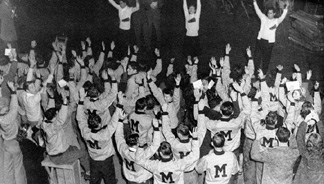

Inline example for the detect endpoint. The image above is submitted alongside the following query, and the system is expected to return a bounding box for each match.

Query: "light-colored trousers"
[0,138,27,184]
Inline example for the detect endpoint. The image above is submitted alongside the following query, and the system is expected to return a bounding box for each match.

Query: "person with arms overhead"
[253,0,289,74]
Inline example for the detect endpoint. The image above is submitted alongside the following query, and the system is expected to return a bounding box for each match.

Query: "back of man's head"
[265,111,277,127]
[159,141,172,157]
[212,133,225,148]
[44,108,57,121]
[88,110,101,130]
[276,127,290,143]
[135,97,147,111]
[177,123,190,137]
[220,101,234,116]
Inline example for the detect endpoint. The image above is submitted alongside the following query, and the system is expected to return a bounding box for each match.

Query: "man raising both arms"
[253,0,289,74]
[108,0,139,57]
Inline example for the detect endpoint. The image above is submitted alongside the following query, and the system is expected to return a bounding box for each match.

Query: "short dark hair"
[266,7,276,14]
[135,97,147,111]
[300,101,312,119]
[176,124,190,136]
[87,85,100,98]
[23,81,33,91]
[230,64,244,83]
[220,101,234,116]
[88,110,101,130]
[163,88,173,97]
[265,111,277,126]
[145,95,156,110]
[44,108,57,121]
[276,127,290,143]
[126,133,139,147]
[212,133,225,148]
[159,141,172,156]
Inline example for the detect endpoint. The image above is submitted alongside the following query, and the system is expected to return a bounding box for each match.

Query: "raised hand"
[246,46,252,57]
[258,69,264,79]
[187,56,193,65]
[225,43,231,54]
[219,57,224,67]
[154,48,160,57]
[193,57,199,64]
[7,81,16,92]
[170,58,175,64]
[174,74,181,85]
[306,70,312,80]
[102,41,106,51]
[81,41,86,50]
[76,56,85,66]
[71,50,77,58]
[294,64,300,72]
[276,65,283,71]
[79,88,87,100]
[86,37,91,47]
[134,45,139,54]
[110,41,115,51]
[189,127,198,139]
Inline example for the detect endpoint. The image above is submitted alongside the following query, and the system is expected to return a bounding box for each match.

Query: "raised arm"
[253,0,266,19]
[277,3,289,24]
[132,0,140,13]
[161,109,177,145]
[183,0,189,18]
[196,0,201,17]
[108,0,120,10]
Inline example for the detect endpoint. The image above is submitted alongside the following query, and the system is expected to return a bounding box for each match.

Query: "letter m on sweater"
[160,172,175,183]
[124,158,135,172]
[214,164,227,178]
[261,137,276,148]
[220,130,232,141]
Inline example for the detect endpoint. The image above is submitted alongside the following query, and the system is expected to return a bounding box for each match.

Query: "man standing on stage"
[253,0,289,74]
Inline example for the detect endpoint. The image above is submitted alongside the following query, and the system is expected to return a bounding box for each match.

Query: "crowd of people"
[1,0,323,184]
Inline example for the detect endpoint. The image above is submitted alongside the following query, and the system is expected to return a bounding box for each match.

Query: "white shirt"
[254,2,288,43]
[21,91,43,122]
[119,6,133,30]
[183,0,201,37]
[196,150,239,184]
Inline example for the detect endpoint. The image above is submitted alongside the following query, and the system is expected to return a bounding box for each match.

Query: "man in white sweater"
[183,0,202,58]
[253,0,289,74]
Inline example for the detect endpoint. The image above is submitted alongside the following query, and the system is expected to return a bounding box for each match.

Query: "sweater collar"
[160,154,173,162]
[214,149,225,155]
[220,117,232,122]
[135,111,146,115]
[179,138,190,143]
